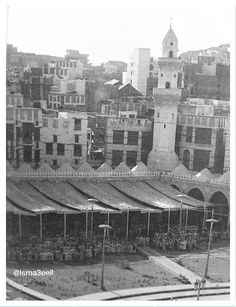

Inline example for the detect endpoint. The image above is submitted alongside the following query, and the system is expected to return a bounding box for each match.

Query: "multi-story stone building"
[6,93,43,168]
[40,112,88,168]
[47,60,83,79]
[48,78,86,111]
[123,48,150,96]
[175,101,229,173]
[104,117,153,167]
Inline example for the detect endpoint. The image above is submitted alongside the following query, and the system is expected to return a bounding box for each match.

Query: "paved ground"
[178,295,229,301]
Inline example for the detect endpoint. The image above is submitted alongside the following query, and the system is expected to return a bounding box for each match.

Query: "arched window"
[169,50,173,58]
[183,149,190,169]
[165,82,170,89]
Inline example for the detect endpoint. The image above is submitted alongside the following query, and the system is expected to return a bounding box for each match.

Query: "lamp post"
[194,278,206,300]
[98,224,112,291]
[176,194,188,230]
[203,218,219,279]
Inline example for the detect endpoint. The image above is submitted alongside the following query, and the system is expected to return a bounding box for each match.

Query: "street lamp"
[203,218,219,279]
[98,224,112,291]
[194,278,206,300]
[176,194,188,230]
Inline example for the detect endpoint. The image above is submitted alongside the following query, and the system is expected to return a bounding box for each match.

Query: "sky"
[5,0,234,65]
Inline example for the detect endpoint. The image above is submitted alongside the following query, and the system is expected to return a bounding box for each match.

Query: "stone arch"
[210,191,229,206]
[165,82,170,89]
[183,149,190,169]
[171,184,180,191]
[209,191,229,231]
[187,187,205,201]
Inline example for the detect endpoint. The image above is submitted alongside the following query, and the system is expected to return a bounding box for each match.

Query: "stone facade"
[40,112,88,168]
[175,113,229,173]
[104,117,152,167]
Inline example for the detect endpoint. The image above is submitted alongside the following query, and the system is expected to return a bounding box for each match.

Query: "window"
[157,112,160,118]
[127,131,139,145]
[46,143,53,155]
[169,51,173,58]
[23,146,32,162]
[34,127,40,141]
[141,132,152,150]
[175,125,183,142]
[6,124,14,141]
[57,143,65,155]
[164,124,166,128]
[75,159,79,165]
[113,130,124,144]
[186,126,193,143]
[34,149,40,163]
[43,119,48,127]
[172,113,174,119]
[193,149,210,171]
[112,150,123,166]
[161,73,163,77]
[53,160,57,167]
[74,144,82,156]
[174,74,176,78]
[195,128,212,145]
[53,135,57,143]
[35,142,39,149]
[74,118,81,130]
[183,150,190,169]
[22,123,33,144]
[165,82,170,89]
[129,114,135,118]
[75,135,79,143]
[170,42,173,46]
[126,151,137,167]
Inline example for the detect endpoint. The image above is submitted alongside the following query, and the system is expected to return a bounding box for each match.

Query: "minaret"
[147,26,183,171]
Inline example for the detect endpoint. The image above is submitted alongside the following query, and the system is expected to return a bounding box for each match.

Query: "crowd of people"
[151,226,200,251]
[6,224,229,263]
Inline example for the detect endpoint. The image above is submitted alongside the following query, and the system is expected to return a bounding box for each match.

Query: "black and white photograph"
[2,0,235,303]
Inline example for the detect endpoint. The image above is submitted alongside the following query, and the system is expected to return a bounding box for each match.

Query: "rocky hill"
[180,44,230,64]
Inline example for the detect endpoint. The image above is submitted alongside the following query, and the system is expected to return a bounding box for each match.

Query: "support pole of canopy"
[126,210,129,239]
[227,208,230,232]
[64,212,67,240]
[179,200,182,230]
[167,209,170,233]
[85,211,88,238]
[19,212,22,241]
[107,210,110,237]
[202,205,206,229]
[147,210,151,236]
[40,212,42,243]
[185,209,188,230]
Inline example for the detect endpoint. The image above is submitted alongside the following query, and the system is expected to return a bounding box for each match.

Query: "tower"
[123,48,150,96]
[147,26,183,171]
